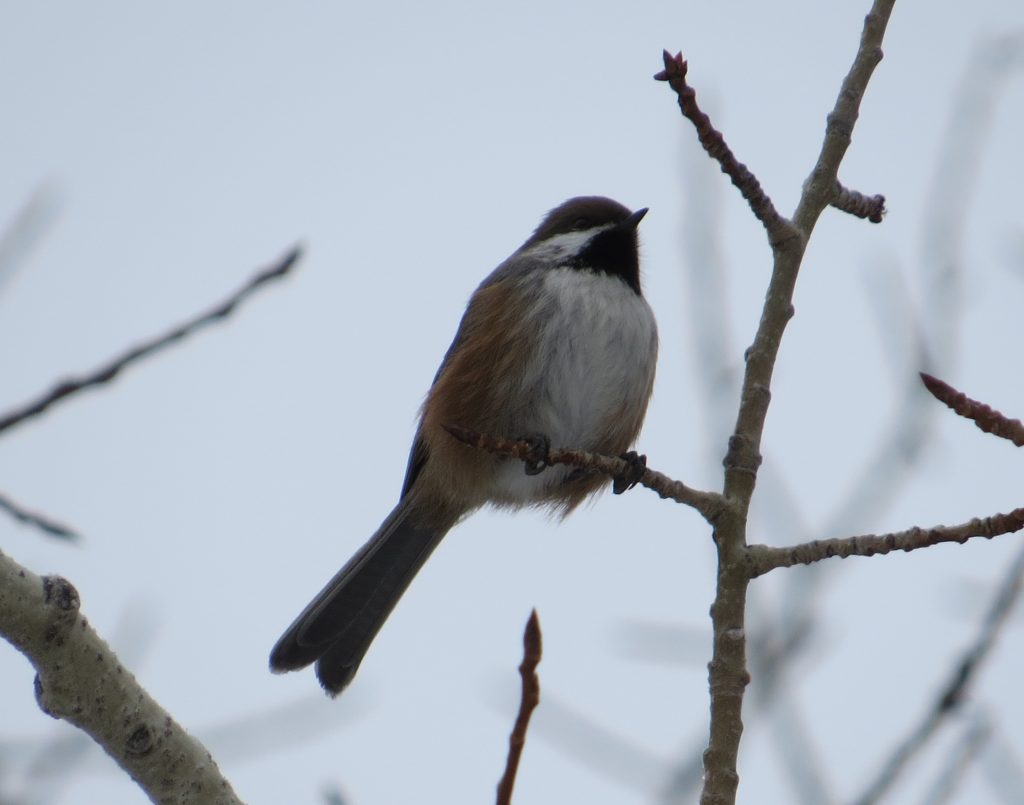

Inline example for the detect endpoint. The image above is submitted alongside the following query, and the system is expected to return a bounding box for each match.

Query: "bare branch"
[830,181,886,222]
[0,244,303,437]
[852,544,1024,805]
[790,3,892,236]
[979,720,1024,803]
[0,490,80,541]
[920,373,1024,447]
[748,509,1024,577]
[0,549,242,804]
[654,51,790,243]
[442,425,725,523]
[921,711,991,805]
[0,183,61,293]
[496,610,543,805]
[675,3,896,802]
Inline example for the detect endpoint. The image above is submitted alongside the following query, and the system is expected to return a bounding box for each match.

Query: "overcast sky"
[2,2,1024,804]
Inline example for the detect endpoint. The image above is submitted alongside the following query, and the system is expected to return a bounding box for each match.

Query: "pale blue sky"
[2,2,1024,803]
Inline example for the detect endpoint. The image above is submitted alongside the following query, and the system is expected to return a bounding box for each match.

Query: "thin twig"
[496,610,543,805]
[748,508,1024,577]
[852,543,1024,805]
[0,245,303,437]
[0,491,80,541]
[920,373,1024,447]
[654,51,790,242]
[442,425,725,523]
[830,181,886,222]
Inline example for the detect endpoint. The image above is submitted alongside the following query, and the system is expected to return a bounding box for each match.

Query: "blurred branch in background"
[920,709,992,805]
[321,785,350,805]
[515,689,674,796]
[678,116,738,461]
[0,492,79,542]
[0,244,303,540]
[979,721,1024,803]
[853,543,1024,805]
[0,244,302,438]
[0,184,61,296]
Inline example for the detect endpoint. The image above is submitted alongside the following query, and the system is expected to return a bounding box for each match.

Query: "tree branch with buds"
[443,425,725,523]
[495,610,543,805]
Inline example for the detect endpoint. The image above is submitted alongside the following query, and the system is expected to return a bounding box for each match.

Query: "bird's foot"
[518,433,551,475]
[613,451,647,494]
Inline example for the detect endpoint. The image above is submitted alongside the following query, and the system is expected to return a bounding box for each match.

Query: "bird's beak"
[625,207,649,229]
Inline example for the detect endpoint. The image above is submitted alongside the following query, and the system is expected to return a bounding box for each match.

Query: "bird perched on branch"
[270,196,658,694]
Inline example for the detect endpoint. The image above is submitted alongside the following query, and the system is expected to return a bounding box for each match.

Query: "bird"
[269,195,658,695]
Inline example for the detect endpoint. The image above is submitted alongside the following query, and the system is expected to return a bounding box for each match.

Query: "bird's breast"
[529,267,657,448]
[481,267,657,506]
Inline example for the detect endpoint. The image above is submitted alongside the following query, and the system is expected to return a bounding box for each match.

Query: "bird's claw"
[519,433,551,475]
[613,451,647,494]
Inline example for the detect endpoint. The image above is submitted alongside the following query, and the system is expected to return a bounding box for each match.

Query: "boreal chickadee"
[270,196,658,695]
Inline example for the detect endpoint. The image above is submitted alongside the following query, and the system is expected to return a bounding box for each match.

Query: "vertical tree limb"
[852,543,1024,805]
[658,3,898,803]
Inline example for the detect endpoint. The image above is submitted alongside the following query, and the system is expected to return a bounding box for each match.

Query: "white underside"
[492,266,657,502]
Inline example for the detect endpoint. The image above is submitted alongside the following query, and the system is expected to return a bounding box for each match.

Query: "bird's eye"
[573,217,593,230]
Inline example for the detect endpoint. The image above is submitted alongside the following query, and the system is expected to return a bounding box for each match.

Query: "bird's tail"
[269,497,449,695]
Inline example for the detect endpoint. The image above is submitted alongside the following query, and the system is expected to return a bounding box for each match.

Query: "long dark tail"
[269,497,449,695]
